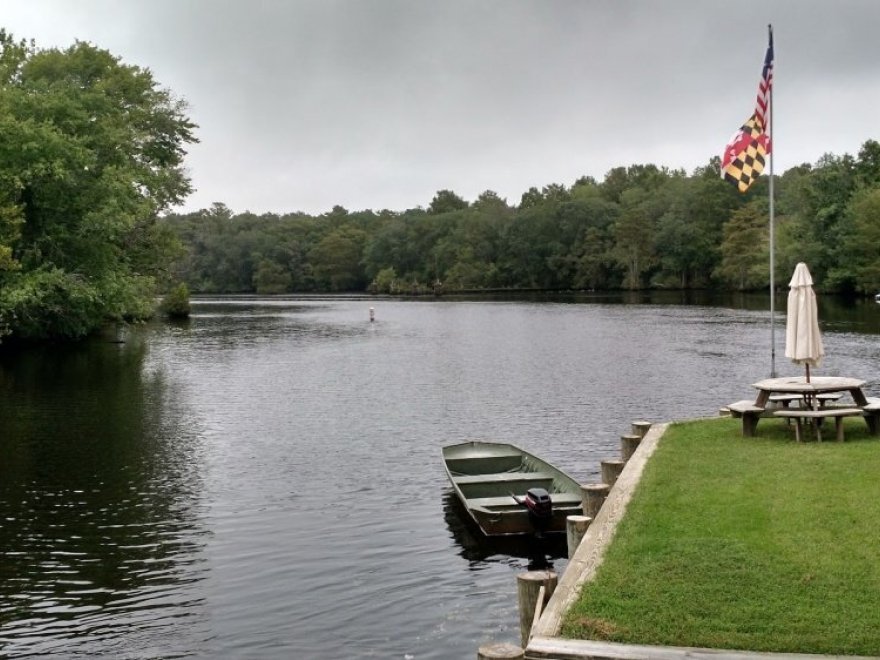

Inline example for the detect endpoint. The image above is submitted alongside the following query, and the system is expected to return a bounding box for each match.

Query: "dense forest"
[3,29,880,345]
[164,142,880,297]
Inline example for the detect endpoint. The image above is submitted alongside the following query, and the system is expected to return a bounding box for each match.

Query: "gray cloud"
[5,0,880,214]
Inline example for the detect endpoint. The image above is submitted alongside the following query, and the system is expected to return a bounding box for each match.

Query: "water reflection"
[3,294,880,659]
[442,492,566,571]
[0,338,210,657]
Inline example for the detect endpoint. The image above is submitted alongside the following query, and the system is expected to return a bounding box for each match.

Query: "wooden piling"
[566,515,592,559]
[516,571,557,649]
[477,642,524,659]
[631,420,652,438]
[620,434,642,462]
[580,483,610,518]
[600,459,625,487]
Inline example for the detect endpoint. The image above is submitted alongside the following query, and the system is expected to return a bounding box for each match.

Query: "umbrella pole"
[805,363,811,383]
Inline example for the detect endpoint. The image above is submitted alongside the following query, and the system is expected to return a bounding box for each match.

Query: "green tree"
[654,172,738,288]
[253,258,292,294]
[160,282,191,318]
[855,139,880,188]
[612,188,661,289]
[716,205,768,290]
[372,266,397,293]
[831,188,880,293]
[0,31,197,342]
[309,227,368,291]
[428,189,468,214]
[573,226,616,290]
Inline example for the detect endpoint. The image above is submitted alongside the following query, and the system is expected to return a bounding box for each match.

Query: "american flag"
[755,26,774,149]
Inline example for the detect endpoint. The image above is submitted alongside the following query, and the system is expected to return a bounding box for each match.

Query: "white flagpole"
[768,24,776,377]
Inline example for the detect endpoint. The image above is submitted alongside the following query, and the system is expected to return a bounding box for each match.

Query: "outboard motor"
[520,487,553,535]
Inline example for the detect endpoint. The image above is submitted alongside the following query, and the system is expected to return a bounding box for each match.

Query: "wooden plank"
[469,493,583,509]
[726,399,763,415]
[772,408,862,419]
[525,636,876,660]
[454,472,554,485]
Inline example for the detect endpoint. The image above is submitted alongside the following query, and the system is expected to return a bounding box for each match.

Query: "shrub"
[160,282,191,319]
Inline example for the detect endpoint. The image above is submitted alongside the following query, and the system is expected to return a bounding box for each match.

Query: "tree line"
[3,29,880,345]
[163,141,880,297]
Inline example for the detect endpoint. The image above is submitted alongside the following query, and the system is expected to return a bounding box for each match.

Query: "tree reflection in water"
[0,336,210,657]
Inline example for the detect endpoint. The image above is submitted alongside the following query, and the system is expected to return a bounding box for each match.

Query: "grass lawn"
[561,416,880,656]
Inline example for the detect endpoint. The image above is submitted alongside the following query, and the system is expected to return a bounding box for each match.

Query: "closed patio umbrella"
[785,262,824,382]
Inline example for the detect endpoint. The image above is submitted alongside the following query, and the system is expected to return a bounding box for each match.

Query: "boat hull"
[442,441,583,536]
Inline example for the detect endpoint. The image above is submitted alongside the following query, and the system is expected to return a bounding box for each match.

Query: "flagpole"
[768,24,776,377]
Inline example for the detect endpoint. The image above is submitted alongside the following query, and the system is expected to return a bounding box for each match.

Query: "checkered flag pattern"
[722,115,768,193]
[721,28,773,193]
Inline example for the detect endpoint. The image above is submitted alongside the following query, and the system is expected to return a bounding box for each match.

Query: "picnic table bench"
[726,399,766,437]
[768,392,842,407]
[862,397,880,434]
[772,407,863,442]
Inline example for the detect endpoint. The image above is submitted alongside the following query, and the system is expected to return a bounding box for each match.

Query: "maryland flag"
[722,28,774,193]
[722,114,770,192]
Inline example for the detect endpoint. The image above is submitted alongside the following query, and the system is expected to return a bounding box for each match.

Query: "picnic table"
[727,376,879,441]
[752,376,869,408]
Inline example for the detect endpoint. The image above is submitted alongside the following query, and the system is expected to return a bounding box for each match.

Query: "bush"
[160,282,191,319]
[0,268,104,342]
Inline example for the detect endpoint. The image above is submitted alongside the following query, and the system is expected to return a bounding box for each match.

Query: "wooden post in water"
[516,571,557,649]
[477,642,524,659]
[600,459,625,487]
[566,515,592,558]
[620,434,642,463]
[580,483,610,518]
[631,420,652,438]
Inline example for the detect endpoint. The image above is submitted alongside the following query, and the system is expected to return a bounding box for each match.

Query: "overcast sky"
[4,1,880,215]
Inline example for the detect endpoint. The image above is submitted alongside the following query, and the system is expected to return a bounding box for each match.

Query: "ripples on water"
[2,295,880,658]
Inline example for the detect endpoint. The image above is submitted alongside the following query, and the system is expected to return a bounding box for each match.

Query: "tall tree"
[428,189,468,214]
[831,188,880,293]
[0,31,197,342]
[309,227,368,291]
[716,205,769,290]
[611,187,662,289]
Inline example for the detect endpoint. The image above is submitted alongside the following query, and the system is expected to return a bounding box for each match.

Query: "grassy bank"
[562,417,880,656]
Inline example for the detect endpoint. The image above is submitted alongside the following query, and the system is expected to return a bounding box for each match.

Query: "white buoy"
[369,307,375,322]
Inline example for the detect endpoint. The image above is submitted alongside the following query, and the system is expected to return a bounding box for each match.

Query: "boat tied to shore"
[442,441,583,536]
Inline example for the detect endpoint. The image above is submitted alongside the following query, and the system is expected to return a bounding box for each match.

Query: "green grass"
[561,417,880,655]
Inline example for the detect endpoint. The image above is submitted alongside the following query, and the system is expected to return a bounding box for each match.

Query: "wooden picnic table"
[727,376,876,439]
[752,376,869,408]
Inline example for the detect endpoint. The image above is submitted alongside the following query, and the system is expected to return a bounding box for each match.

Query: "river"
[2,293,879,658]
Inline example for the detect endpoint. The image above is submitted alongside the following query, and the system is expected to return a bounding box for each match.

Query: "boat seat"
[468,495,523,509]
[545,493,583,505]
[468,492,583,509]
[453,471,555,485]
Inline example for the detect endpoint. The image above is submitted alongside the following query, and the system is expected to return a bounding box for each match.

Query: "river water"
[2,293,879,659]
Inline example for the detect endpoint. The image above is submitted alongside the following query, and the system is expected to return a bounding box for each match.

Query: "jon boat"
[442,441,583,536]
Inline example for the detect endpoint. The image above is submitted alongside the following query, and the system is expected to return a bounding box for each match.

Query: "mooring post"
[477,642,524,659]
[580,483,610,518]
[516,570,557,649]
[631,420,652,438]
[620,434,642,463]
[600,459,625,487]
[566,515,592,558]
[369,306,375,322]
